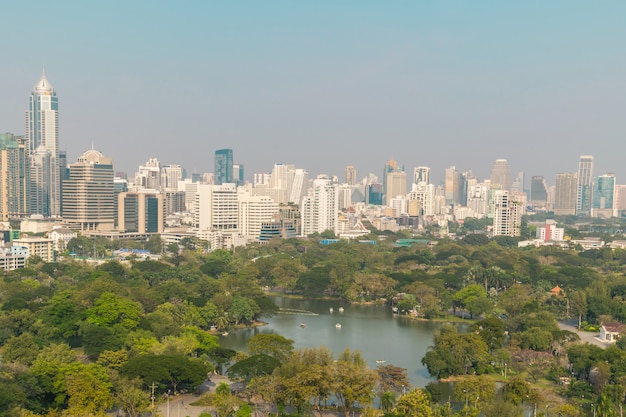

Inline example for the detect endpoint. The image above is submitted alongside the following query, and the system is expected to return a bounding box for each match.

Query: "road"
[557,319,609,348]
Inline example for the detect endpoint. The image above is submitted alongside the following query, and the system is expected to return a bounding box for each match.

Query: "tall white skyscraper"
[27,72,60,217]
[301,177,338,236]
[577,155,594,216]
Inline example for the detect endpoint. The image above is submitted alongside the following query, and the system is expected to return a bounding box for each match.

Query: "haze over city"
[2,1,625,184]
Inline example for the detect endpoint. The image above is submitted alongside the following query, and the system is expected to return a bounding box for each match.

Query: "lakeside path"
[557,319,609,348]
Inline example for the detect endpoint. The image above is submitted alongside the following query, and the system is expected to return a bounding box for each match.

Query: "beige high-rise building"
[62,150,115,231]
[444,166,459,204]
[385,170,407,206]
[490,159,511,191]
[0,133,30,221]
[344,165,356,186]
[554,172,578,215]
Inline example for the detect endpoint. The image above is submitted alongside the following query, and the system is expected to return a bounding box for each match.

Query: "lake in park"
[220,296,469,388]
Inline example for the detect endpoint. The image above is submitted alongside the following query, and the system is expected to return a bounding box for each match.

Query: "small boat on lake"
[330,307,334,313]
[221,331,229,336]
[338,307,344,313]
[376,359,386,365]
[335,323,342,329]
[300,322,307,327]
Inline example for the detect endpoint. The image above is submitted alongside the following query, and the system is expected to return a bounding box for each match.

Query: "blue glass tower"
[215,149,233,185]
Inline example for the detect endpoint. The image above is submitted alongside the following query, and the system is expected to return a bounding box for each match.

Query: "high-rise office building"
[529,176,548,205]
[0,133,30,221]
[194,183,238,231]
[577,155,594,216]
[238,190,279,241]
[385,170,407,206]
[413,166,430,185]
[215,149,233,185]
[490,159,511,191]
[345,165,357,186]
[592,174,616,218]
[444,166,459,204]
[554,172,578,215]
[117,191,164,233]
[62,150,115,231]
[366,183,383,206]
[26,72,61,217]
[511,172,525,194]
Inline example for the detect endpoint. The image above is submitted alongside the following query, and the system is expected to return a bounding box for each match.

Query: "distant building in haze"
[413,166,430,185]
[554,172,578,215]
[592,174,616,218]
[215,149,233,185]
[577,155,594,216]
[490,159,511,191]
[385,169,407,206]
[529,176,548,207]
[444,166,459,204]
[345,165,356,186]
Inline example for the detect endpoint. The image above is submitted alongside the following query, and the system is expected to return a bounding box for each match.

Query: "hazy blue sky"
[1,1,625,186]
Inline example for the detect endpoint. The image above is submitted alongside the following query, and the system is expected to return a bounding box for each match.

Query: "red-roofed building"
[600,322,625,343]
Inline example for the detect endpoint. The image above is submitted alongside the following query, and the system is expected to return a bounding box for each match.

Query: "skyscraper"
[0,133,30,220]
[444,166,459,204]
[492,191,522,237]
[490,159,511,191]
[577,155,594,216]
[344,165,356,186]
[26,72,60,216]
[215,149,233,185]
[301,177,338,236]
[385,170,407,206]
[529,176,548,205]
[592,174,616,218]
[554,172,578,216]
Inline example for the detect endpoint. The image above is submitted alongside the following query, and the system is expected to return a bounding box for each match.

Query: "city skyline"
[1,2,625,184]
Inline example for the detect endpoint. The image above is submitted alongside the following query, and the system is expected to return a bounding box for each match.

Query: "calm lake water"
[220,296,469,388]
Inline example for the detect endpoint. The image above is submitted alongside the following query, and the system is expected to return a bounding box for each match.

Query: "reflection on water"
[220,296,468,388]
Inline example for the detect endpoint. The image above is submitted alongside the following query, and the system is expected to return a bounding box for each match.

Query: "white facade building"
[194,183,239,232]
[27,72,61,217]
[492,191,523,237]
[301,177,338,236]
[407,183,434,216]
[238,191,279,242]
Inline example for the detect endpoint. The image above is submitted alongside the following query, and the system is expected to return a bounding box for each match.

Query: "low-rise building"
[13,236,54,262]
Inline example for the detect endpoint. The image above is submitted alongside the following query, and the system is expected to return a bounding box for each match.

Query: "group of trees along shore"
[4,216,626,415]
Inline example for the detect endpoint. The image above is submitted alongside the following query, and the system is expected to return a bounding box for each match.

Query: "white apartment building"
[467,181,491,218]
[407,183,434,216]
[194,183,238,232]
[238,191,279,242]
[301,177,338,236]
[492,191,523,237]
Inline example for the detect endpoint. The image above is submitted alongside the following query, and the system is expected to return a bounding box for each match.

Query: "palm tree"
[380,391,395,412]
[215,315,229,331]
